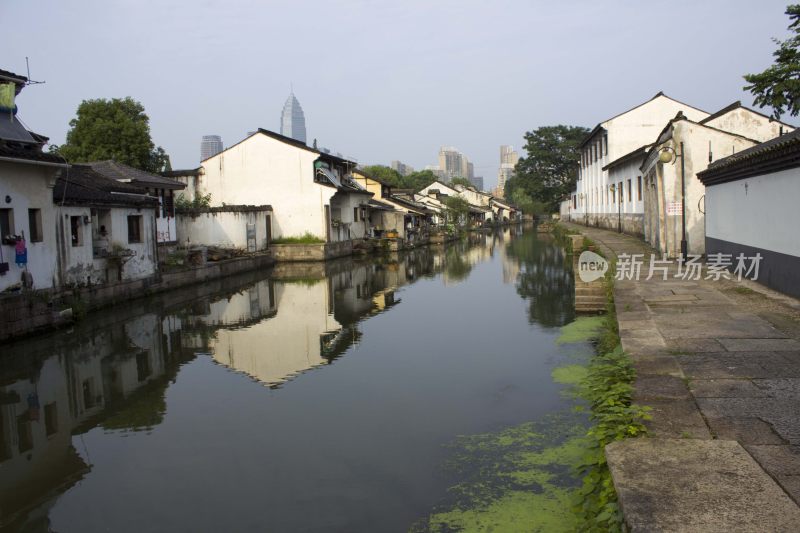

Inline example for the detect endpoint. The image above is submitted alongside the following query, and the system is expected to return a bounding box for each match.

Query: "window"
[353,207,359,222]
[28,209,43,242]
[627,179,632,202]
[618,182,623,203]
[127,215,142,243]
[70,216,83,246]
[0,209,14,239]
[82,378,97,409]
[44,402,58,436]
[637,176,642,201]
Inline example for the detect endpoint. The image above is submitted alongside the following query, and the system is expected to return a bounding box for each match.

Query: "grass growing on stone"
[270,232,325,244]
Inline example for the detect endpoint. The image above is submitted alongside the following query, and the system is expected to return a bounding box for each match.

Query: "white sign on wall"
[667,201,683,216]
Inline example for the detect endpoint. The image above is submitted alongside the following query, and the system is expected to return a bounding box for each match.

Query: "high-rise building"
[391,160,415,176]
[497,145,519,193]
[201,135,223,161]
[280,91,307,144]
[469,176,484,191]
[438,146,472,182]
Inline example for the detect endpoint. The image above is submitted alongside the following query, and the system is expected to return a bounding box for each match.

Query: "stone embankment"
[562,222,800,532]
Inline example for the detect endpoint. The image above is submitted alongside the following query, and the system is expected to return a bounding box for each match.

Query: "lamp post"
[658,143,687,258]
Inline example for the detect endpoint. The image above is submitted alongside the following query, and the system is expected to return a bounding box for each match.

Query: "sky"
[2,0,794,188]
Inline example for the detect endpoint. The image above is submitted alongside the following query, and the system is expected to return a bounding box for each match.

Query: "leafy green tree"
[508,125,589,213]
[443,195,472,228]
[744,4,800,119]
[361,165,404,187]
[449,176,474,188]
[403,170,438,191]
[57,97,170,172]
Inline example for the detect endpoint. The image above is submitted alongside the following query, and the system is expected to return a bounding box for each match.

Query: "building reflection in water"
[0,226,572,531]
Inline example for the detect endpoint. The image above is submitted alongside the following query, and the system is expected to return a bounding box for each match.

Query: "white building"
[0,67,70,292]
[53,165,159,285]
[571,92,709,234]
[87,160,185,246]
[640,104,792,257]
[188,129,372,245]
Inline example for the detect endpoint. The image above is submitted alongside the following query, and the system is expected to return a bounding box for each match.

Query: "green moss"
[556,316,605,345]
[551,364,589,385]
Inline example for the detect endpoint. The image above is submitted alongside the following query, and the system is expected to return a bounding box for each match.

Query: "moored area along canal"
[0,226,602,532]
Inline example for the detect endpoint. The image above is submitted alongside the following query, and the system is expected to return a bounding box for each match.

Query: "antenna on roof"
[24,57,45,85]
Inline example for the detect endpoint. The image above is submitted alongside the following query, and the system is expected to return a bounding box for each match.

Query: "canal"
[0,226,593,532]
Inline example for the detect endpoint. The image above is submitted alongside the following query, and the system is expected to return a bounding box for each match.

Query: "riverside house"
[570,92,709,233]
[0,67,70,292]
[640,104,792,257]
[180,129,372,258]
[87,160,185,247]
[351,168,432,241]
[53,165,159,286]
[697,128,800,297]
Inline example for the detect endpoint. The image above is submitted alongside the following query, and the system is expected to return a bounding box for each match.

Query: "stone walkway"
[562,222,800,532]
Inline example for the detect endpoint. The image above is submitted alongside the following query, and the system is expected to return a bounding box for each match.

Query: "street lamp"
[609,184,622,233]
[578,193,587,225]
[658,143,687,258]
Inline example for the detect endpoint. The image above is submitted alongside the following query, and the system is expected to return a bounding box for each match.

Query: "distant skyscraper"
[469,176,484,190]
[200,135,223,161]
[438,146,472,182]
[280,91,307,144]
[497,145,519,193]
[391,160,415,176]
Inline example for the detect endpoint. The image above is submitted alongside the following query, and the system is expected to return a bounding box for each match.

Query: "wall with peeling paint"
[0,161,61,291]
[176,209,272,250]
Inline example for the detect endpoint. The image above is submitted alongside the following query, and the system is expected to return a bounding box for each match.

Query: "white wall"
[0,161,60,291]
[176,209,272,250]
[703,108,792,143]
[706,167,800,257]
[200,134,337,241]
[644,121,757,256]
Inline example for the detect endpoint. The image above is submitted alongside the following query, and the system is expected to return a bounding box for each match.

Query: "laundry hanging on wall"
[15,237,27,266]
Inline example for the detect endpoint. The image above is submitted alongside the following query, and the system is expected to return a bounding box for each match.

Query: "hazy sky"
[2,0,793,188]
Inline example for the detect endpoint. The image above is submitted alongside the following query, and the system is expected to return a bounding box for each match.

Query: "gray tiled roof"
[88,160,186,189]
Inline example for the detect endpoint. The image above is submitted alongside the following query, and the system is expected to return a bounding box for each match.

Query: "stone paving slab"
[717,338,800,351]
[606,439,800,532]
[561,222,800,528]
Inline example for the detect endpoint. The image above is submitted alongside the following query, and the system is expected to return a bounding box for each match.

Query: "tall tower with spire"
[280,91,307,144]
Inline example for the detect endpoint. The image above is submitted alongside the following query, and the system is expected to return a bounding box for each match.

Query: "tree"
[57,97,170,172]
[449,176,474,189]
[508,125,589,213]
[360,166,438,191]
[443,195,472,228]
[361,165,404,187]
[403,170,438,191]
[744,4,800,119]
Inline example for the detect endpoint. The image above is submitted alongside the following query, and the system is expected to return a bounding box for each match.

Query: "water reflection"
[0,226,575,532]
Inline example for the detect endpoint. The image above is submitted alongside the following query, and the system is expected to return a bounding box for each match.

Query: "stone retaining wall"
[269,240,353,262]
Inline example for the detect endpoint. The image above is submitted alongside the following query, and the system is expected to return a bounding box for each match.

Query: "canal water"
[0,226,590,532]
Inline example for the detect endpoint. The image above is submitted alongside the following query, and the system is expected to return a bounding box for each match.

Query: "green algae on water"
[551,364,589,385]
[411,414,589,533]
[556,316,605,345]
